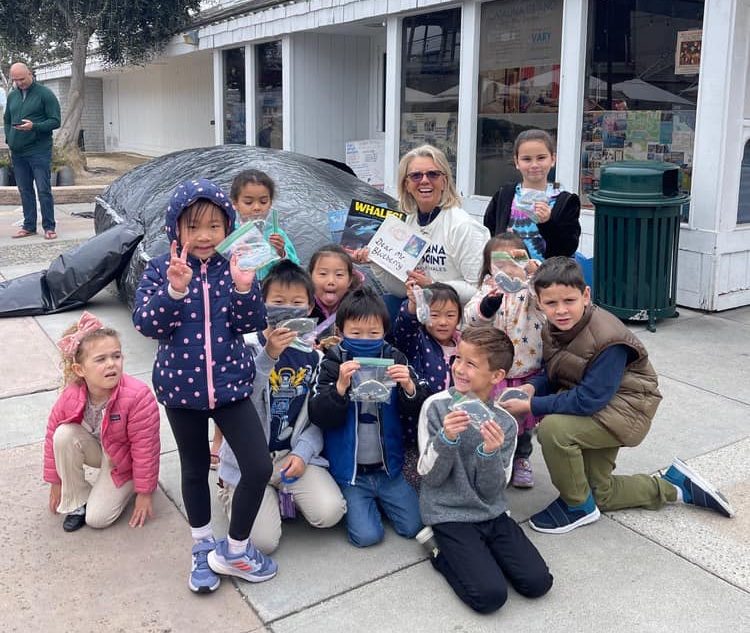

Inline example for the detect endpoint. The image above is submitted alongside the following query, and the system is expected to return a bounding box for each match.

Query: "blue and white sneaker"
[661,457,735,518]
[207,538,278,583]
[529,493,601,534]
[189,539,221,593]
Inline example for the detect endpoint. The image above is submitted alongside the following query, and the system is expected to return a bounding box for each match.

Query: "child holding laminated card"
[416,325,553,614]
[392,281,462,487]
[483,129,580,260]
[501,257,736,535]
[217,261,346,553]
[133,178,275,594]
[309,286,429,547]
[464,231,545,488]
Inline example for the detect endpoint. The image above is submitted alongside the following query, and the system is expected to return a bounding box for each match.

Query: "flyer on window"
[367,215,431,282]
[675,30,702,75]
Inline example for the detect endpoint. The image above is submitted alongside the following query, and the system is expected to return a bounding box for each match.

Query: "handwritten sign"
[368,215,431,282]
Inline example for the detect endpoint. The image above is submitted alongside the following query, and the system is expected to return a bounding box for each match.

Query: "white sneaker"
[415,526,439,558]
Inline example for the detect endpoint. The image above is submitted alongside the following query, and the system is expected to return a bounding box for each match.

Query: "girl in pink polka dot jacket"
[133,178,276,594]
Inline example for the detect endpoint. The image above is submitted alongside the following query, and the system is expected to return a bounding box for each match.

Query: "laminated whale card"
[340,199,406,251]
[367,215,431,282]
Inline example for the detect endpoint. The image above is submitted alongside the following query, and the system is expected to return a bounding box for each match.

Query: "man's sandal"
[12,228,36,238]
[44,230,58,240]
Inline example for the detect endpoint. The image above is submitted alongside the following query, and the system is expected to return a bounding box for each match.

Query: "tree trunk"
[55,25,93,172]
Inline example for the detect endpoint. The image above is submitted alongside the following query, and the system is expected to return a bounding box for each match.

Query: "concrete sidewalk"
[1,222,748,632]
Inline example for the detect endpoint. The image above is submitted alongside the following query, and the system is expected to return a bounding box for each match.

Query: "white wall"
[41,77,105,151]
[289,32,373,161]
[102,51,215,156]
[676,0,750,310]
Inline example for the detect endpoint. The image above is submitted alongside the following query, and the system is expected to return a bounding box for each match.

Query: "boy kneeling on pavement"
[502,257,735,534]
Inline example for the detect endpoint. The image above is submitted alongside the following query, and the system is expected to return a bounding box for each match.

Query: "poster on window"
[345,140,385,190]
[477,0,562,115]
[479,0,561,70]
[400,112,458,165]
[675,30,702,75]
[580,110,695,205]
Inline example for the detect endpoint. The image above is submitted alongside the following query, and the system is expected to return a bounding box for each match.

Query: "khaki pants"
[537,414,677,511]
[52,423,135,528]
[218,450,346,553]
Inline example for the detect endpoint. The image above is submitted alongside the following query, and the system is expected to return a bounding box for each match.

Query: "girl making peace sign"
[133,179,276,594]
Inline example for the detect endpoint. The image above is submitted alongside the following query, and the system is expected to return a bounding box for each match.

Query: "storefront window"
[581,0,704,219]
[475,0,563,196]
[400,9,461,171]
[256,41,283,149]
[739,140,750,224]
[223,48,246,145]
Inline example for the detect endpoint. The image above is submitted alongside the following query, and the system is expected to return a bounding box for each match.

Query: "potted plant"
[52,146,76,186]
[0,152,12,186]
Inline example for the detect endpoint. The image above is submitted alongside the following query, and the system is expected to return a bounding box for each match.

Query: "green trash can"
[589,160,689,332]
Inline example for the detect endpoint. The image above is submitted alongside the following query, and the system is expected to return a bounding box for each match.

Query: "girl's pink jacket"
[43,374,161,493]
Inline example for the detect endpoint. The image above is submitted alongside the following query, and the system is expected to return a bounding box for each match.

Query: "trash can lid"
[590,160,689,202]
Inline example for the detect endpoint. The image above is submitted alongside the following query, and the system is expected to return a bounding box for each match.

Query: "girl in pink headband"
[43,311,161,532]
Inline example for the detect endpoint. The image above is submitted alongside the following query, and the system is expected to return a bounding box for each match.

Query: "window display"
[739,140,750,225]
[223,48,246,145]
[256,41,283,149]
[400,9,461,172]
[581,0,704,220]
[475,0,563,196]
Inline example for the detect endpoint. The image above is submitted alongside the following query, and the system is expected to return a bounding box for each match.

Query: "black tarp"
[0,222,143,317]
[95,145,397,308]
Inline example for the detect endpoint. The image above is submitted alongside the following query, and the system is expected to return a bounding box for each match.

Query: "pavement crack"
[659,372,750,407]
[609,516,750,596]
[265,557,430,627]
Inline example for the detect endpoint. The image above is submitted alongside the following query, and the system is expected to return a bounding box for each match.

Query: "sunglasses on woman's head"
[406,170,444,183]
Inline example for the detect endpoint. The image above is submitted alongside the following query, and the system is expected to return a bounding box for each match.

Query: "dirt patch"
[75,152,151,186]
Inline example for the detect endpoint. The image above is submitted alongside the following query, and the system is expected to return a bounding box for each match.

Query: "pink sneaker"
[511,458,534,488]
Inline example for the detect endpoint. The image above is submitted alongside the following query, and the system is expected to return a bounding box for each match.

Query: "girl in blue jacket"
[133,178,275,594]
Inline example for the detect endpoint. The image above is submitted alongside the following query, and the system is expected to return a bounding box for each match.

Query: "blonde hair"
[397,144,461,214]
[60,325,120,387]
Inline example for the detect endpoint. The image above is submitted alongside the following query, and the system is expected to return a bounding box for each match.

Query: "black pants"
[431,514,553,614]
[515,429,533,459]
[166,400,272,541]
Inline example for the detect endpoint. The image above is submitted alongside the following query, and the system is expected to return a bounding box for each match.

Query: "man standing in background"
[3,62,61,240]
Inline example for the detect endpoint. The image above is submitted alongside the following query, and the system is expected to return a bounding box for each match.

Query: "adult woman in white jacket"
[355,145,489,305]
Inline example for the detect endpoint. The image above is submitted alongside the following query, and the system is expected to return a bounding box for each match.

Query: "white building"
[37,0,750,311]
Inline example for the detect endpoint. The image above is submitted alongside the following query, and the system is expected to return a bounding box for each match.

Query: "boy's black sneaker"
[529,493,600,534]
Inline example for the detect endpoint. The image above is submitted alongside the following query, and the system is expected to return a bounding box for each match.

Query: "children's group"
[43,130,735,615]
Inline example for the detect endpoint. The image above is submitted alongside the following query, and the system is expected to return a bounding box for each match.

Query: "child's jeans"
[52,423,135,528]
[537,414,677,510]
[218,450,347,554]
[340,469,422,547]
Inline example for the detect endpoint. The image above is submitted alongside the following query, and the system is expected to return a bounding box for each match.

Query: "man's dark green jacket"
[3,81,61,156]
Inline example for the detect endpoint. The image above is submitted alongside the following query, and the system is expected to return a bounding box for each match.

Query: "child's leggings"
[166,399,272,541]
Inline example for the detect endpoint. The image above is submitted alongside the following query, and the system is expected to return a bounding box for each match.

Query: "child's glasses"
[406,170,444,183]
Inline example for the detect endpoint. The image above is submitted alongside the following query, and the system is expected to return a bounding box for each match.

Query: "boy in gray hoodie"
[417,325,553,614]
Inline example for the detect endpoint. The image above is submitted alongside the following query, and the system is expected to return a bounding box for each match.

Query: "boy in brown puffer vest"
[502,257,735,534]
